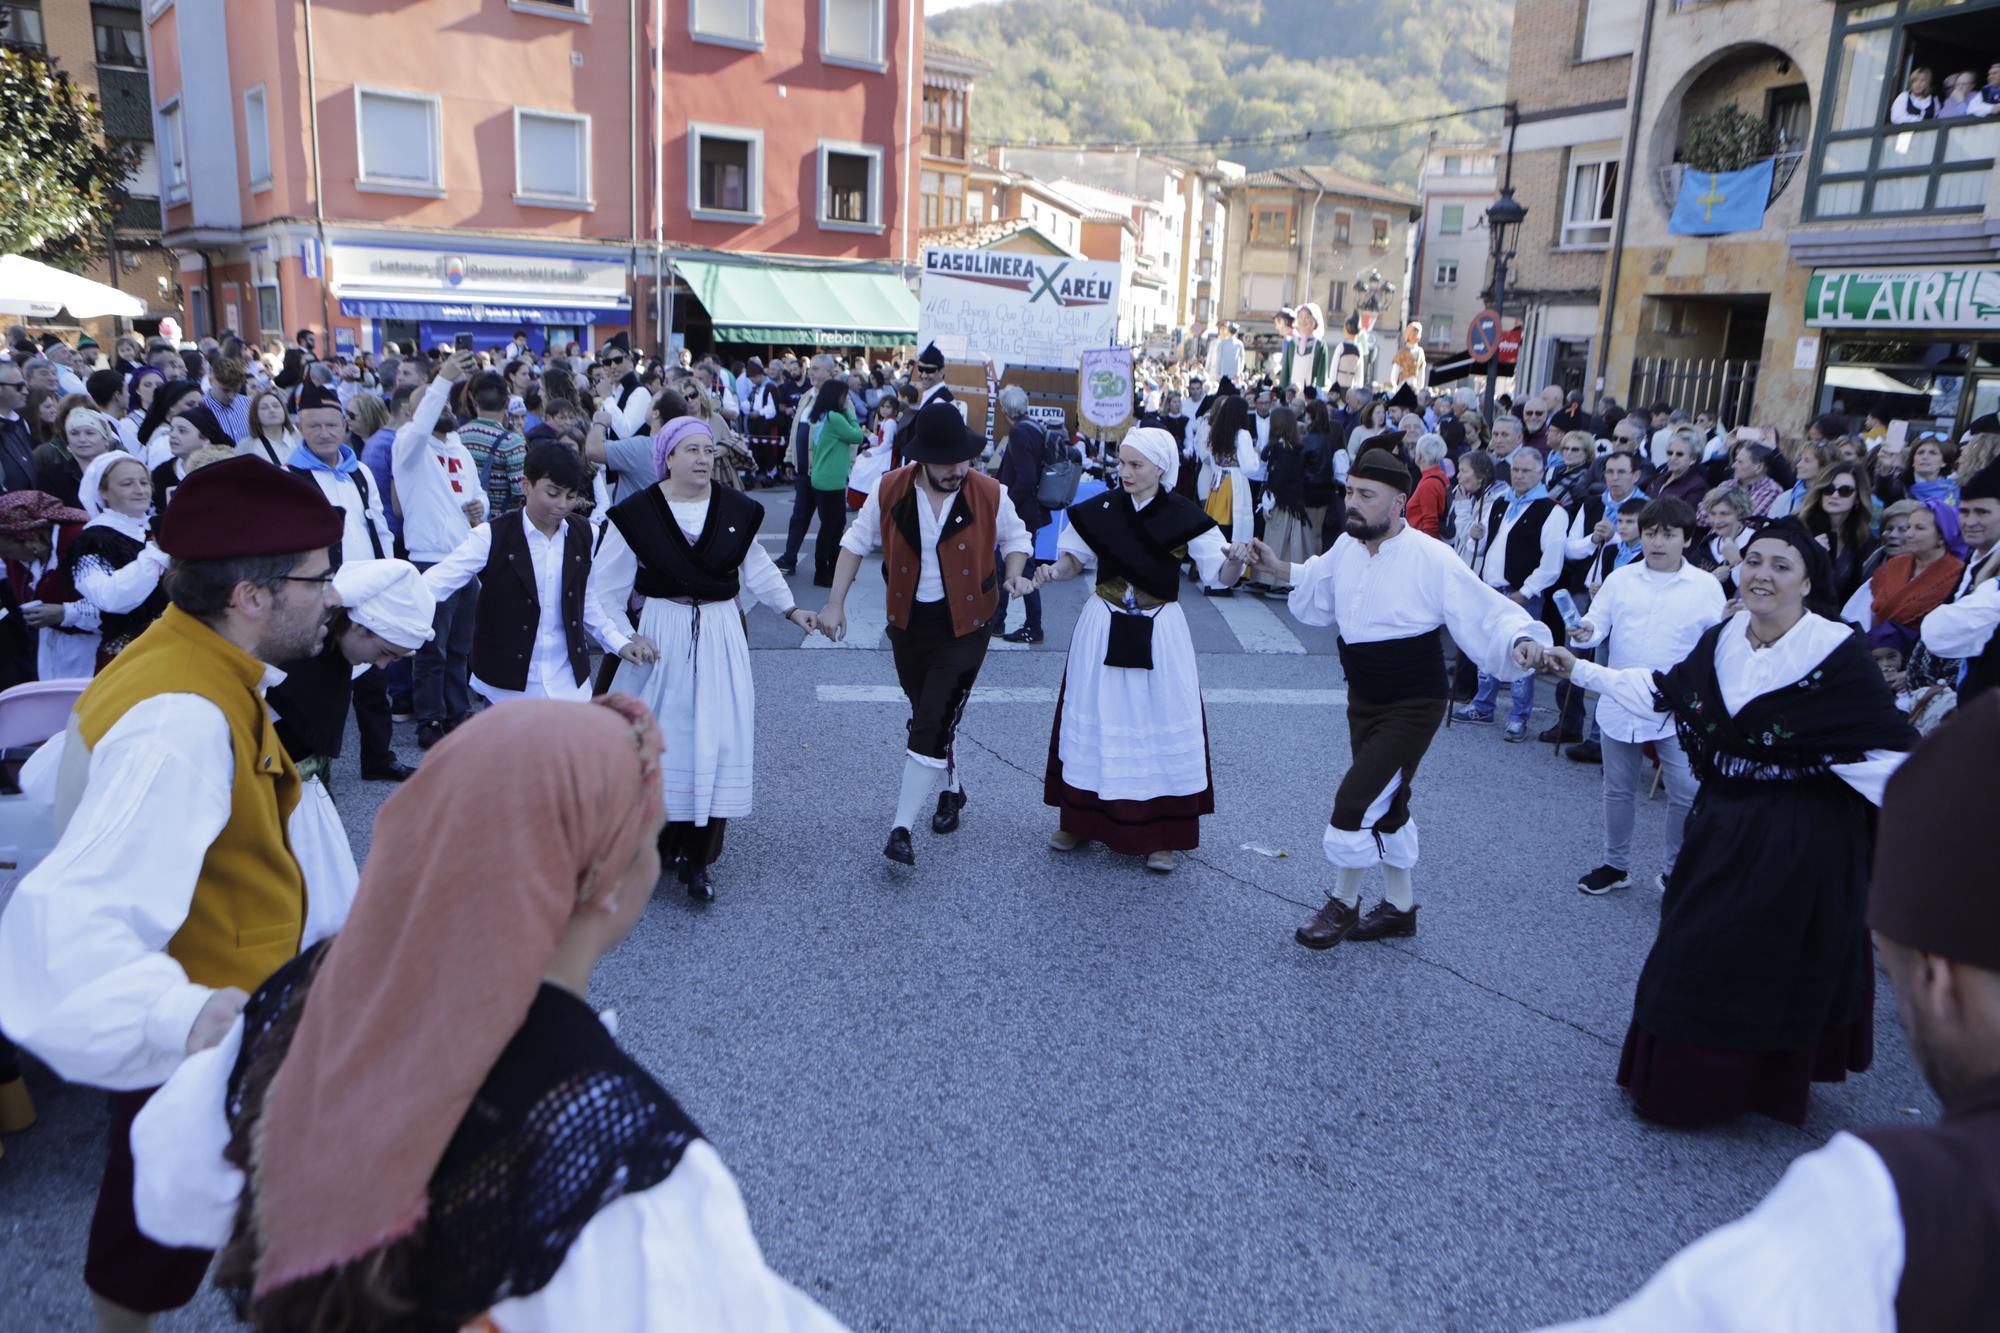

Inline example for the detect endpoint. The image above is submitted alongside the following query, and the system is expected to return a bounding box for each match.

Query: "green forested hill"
[928,0,1512,188]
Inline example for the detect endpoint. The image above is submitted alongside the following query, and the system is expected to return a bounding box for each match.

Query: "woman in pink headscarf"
[128,697,845,1331]
[584,417,818,901]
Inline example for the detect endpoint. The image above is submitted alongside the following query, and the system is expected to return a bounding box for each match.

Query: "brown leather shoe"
[1295,897,1360,950]
[1348,900,1418,941]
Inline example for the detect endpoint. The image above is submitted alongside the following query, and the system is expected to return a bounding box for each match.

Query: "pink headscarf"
[651,416,713,484]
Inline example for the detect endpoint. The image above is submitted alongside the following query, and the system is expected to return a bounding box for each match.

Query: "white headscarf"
[78,450,151,540]
[332,558,437,650]
[1122,425,1180,490]
[63,408,115,447]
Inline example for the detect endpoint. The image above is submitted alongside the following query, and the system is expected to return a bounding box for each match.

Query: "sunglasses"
[1826,484,1859,496]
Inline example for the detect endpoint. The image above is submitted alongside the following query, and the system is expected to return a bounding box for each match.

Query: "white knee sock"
[1332,867,1368,907]
[1382,865,1415,912]
[893,756,942,832]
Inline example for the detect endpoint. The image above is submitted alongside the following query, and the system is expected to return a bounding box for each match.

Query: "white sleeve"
[60,598,102,631]
[839,484,885,557]
[419,524,492,601]
[401,376,452,456]
[1841,579,1875,633]
[1056,520,1095,571]
[1436,550,1553,678]
[486,1141,848,1333]
[0,697,236,1089]
[1564,505,1598,561]
[1829,750,1909,807]
[131,1017,245,1250]
[1569,657,1667,718]
[74,544,169,615]
[585,522,638,655]
[1920,575,2000,658]
[609,386,653,440]
[1572,574,1621,649]
[738,541,794,616]
[1520,506,1569,598]
[1284,551,1339,628]
[1538,1133,1901,1333]
[1187,523,1228,587]
[993,489,1034,558]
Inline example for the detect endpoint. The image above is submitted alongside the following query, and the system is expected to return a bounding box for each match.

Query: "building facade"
[141,0,920,357]
[918,41,988,235]
[1411,138,1499,364]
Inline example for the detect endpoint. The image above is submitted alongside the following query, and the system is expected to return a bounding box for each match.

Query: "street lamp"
[1482,185,1527,420]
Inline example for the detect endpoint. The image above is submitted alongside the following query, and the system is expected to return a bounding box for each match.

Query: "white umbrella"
[0,253,146,320]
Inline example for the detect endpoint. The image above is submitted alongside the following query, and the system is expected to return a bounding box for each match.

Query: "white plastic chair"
[0,677,88,888]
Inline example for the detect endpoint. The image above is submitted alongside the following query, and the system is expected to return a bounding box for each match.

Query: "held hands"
[1540,645,1580,678]
[1003,575,1036,598]
[617,635,660,666]
[23,603,65,629]
[1226,537,1280,577]
[786,607,820,635]
[816,604,847,643]
[1511,638,1547,673]
[186,986,248,1055]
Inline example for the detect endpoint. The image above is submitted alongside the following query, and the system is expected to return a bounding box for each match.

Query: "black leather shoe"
[1566,740,1603,764]
[774,559,797,575]
[1295,898,1360,950]
[1002,627,1044,644]
[883,827,915,865]
[1538,724,1585,744]
[360,759,417,782]
[416,721,446,750]
[932,786,967,834]
[685,864,714,903]
[1348,900,1418,941]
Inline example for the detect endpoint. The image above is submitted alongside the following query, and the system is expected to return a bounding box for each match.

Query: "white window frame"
[1579,0,1641,63]
[353,86,444,197]
[1434,260,1459,287]
[688,122,763,223]
[690,0,764,52]
[158,97,188,204]
[1438,203,1464,235]
[243,84,272,194]
[513,106,593,210]
[1560,145,1621,250]
[507,0,591,22]
[817,138,884,234]
[820,0,886,73]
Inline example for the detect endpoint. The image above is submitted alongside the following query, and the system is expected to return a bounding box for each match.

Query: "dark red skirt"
[1042,679,1213,856]
[1616,967,1875,1128]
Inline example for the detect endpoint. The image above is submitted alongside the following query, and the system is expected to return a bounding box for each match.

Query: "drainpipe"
[654,0,668,355]
[901,0,916,268]
[302,0,332,343]
[1300,183,1325,322]
[630,0,641,348]
[1595,0,1660,396]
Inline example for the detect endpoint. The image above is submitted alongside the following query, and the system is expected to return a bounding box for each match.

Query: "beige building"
[1596,0,2000,439]
[1412,138,1500,366]
[1217,166,1420,374]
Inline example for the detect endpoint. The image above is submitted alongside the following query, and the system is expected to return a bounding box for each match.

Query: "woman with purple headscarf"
[585,416,819,902]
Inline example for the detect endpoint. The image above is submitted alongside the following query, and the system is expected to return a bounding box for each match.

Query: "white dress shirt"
[295,459,394,568]
[1919,568,2000,661]
[422,511,622,701]
[840,474,1032,603]
[1286,524,1552,679]
[1568,560,1727,742]
[1563,486,1645,560]
[601,380,653,442]
[1479,497,1569,598]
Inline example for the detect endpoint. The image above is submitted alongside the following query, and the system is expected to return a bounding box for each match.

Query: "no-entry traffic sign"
[1467,309,1500,363]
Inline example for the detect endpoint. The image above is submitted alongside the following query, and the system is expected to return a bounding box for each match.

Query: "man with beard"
[1233,448,1550,948]
[816,402,1035,867]
[0,457,344,1332]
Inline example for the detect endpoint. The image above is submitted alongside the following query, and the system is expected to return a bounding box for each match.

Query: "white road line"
[800,556,889,650]
[815,685,1346,705]
[1204,592,1308,654]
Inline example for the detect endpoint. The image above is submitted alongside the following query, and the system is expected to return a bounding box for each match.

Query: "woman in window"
[1888,66,1939,124]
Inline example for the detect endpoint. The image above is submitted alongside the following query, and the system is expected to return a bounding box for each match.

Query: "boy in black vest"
[421,443,622,703]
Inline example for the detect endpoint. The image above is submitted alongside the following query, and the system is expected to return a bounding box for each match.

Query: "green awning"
[674,258,917,346]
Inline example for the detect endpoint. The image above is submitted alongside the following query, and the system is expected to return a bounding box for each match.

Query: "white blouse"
[1056,494,1229,590]
[586,491,795,656]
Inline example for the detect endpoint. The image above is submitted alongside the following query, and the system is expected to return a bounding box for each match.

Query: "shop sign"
[1805,267,2000,330]
[920,246,1122,374]
[326,241,629,303]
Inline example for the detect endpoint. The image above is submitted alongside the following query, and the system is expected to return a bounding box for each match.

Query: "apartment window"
[1579,0,1641,61]
[689,123,762,221]
[1333,210,1352,245]
[942,173,963,226]
[1249,206,1295,248]
[1241,272,1294,312]
[691,0,762,49]
[1,1,44,49]
[515,108,591,208]
[1439,203,1464,235]
[158,98,187,202]
[355,88,443,194]
[822,0,885,70]
[1429,315,1454,346]
[93,5,145,67]
[1370,216,1390,251]
[967,188,986,223]
[1442,155,1463,175]
[243,85,271,191]
[257,285,281,337]
[1805,0,1999,221]
[919,169,941,229]
[1434,260,1459,287]
[1326,280,1346,314]
[819,140,882,230]
[1561,147,1620,247]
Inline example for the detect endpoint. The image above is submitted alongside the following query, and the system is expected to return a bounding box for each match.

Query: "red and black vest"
[471,510,594,692]
[879,465,1000,638]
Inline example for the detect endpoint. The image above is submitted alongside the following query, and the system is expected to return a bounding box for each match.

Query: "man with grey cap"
[1544,695,2000,1331]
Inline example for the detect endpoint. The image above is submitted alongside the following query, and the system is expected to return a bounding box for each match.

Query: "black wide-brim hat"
[903,400,982,464]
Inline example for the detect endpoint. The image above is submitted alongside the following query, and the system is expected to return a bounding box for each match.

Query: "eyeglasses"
[279,571,336,585]
[1826,484,1858,496]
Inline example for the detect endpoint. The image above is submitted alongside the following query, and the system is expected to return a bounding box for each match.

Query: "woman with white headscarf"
[1031,426,1247,872]
[68,450,169,671]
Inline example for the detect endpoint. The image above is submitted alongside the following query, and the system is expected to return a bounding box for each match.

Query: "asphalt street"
[0,494,1937,1331]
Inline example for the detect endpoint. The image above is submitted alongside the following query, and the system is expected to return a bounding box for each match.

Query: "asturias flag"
[1669,159,1776,237]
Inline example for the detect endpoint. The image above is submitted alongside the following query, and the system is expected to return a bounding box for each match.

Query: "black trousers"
[887,598,990,767]
[659,817,727,867]
[780,468,817,566]
[351,665,395,768]
[811,488,847,585]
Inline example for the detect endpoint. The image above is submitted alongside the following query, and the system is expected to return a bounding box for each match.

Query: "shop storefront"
[672,257,916,356]
[1805,266,2000,435]
[327,239,632,356]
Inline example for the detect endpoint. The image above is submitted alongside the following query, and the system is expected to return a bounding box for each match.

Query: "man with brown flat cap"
[1543,694,2000,1331]
[0,456,345,1332]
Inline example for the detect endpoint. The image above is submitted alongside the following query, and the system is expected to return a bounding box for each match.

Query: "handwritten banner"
[918,247,1123,376]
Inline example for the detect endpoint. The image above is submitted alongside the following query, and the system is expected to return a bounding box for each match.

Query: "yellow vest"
[72,605,307,992]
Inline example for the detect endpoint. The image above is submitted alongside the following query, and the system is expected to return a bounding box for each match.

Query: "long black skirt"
[1618,772,1877,1126]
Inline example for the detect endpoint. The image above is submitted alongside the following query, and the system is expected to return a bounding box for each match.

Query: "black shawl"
[607,484,763,603]
[1065,487,1216,603]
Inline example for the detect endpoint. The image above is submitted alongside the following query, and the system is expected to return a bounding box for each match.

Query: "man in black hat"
[1233,448,1550,949]
[592,332,651,446]
[912,341,954,410]
[1545,694,2000,1330]
[1919,457,2000,702]
[815,402,1035,867]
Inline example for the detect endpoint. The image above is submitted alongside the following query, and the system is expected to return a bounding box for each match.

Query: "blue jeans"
[1471,593,1539,724]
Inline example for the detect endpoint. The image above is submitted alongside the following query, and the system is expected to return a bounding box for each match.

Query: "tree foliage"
[1680,105,1780,174]
[0,45,140,269]
[929,0,1513,188]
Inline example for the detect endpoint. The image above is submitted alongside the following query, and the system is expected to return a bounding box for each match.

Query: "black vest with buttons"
[470,511,594,692]
[1485,494,1559,592]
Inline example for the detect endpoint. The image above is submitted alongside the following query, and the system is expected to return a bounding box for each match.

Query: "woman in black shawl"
[1548,519,1917,1126]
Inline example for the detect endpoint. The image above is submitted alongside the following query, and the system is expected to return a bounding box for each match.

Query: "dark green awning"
[675,259,917,346]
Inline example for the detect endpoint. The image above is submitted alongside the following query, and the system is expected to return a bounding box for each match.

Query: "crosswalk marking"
[1204,592,1308,654]
[815,685,1346,706]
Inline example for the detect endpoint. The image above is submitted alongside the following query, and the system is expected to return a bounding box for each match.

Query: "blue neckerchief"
[288,441,362,477]
[1611,539,1644,569]
[1604,487,1649,521]
[1504,482,1548,521]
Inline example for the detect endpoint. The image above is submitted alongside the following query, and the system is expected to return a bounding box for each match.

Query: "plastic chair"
[0,677,88,879]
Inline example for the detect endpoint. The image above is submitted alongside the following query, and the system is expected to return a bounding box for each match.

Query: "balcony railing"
[924,129,968,161]
[1654,148,1804,216]
[1806,119,1997,221]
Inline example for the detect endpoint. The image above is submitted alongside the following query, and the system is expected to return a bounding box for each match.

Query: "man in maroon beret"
[0,455,347,1330]
[1540,694,2000,1331]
